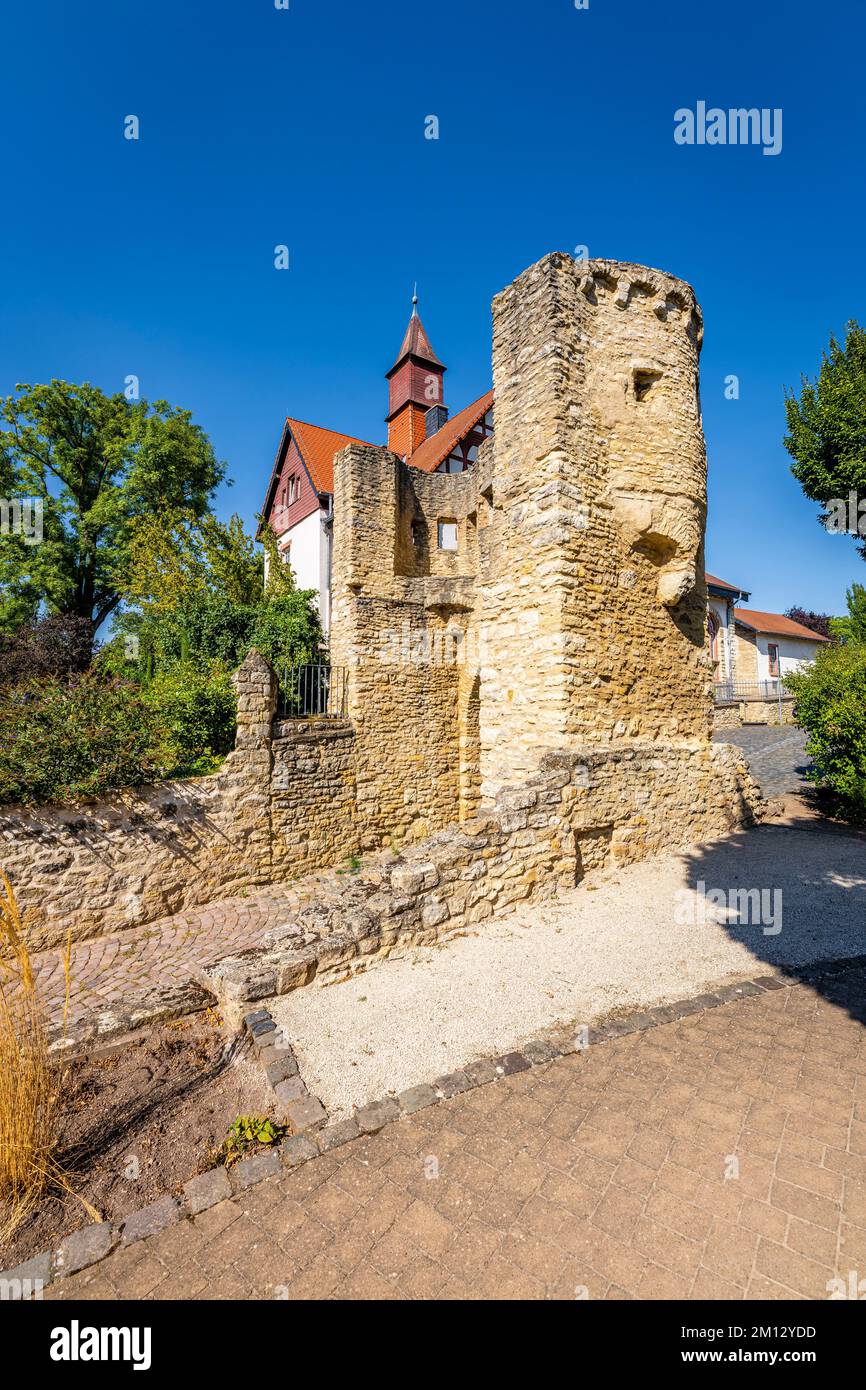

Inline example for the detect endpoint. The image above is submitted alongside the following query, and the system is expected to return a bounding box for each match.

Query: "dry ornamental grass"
[0,873,69,1241]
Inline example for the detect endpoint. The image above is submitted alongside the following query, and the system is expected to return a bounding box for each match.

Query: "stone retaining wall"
[205,738,765,1023]
[713,697,796,731]
[271,718,360,879]
[0,651,359,951]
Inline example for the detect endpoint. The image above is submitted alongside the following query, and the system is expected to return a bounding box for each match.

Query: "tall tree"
[784,607,834,641]
[829,584,866,645]
[784,321,866,555]
[0,380,225,647]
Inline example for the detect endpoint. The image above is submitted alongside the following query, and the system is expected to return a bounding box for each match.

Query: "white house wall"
[272,508,329,629]
[755,635,821,679]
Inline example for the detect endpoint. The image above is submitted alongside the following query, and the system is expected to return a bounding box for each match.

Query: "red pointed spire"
[386,290,447,457]
[388,289,444,374]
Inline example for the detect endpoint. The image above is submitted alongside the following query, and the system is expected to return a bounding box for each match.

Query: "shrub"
[141,661,237,776]
[0,674,164,805]
[0,614,94,687]
[104,591,322,685]
[249,594,321,671]
[785,642,866,819]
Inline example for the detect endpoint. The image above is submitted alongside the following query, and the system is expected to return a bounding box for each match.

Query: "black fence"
[275,664,347,719]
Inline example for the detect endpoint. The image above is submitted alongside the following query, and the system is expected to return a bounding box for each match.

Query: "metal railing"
[713,679,788,704]
[276,664,347,720]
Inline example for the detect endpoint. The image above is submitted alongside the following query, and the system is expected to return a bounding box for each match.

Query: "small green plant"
[219,1114,284,1167]
[336,852,362,876]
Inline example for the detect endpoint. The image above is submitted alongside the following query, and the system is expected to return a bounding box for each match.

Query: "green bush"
[249,594,321,671]
[104,591,322,684]
[0,675,164,805]
[141,661,237,777]
[785,643,866,819]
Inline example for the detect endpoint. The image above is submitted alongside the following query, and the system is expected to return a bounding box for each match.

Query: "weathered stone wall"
[330,443,479,844]
[207,739,766,1017]
[270,719,360,879]
[712,702,743,732]
[479,254,711,799]
[712,697,795,731]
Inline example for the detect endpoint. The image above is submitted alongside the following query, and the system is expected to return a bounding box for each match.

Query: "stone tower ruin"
[479,252,710,797]
[329,250,758,870]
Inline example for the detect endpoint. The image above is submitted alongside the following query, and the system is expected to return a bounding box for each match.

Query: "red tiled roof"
[706,572,748,595]
[408,390,494,474]
[734,608,829,642]
[262,389,493,521]
[287,417,376,495]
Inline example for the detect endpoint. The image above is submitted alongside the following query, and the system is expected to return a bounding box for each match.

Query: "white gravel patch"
[268,824,866,1120]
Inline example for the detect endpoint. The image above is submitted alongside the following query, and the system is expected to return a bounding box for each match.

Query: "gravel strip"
[268,823,866,1119]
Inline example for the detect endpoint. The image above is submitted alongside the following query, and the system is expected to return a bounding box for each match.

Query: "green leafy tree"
[828,583,866,645]
[112,509,319,679]
[125,510,263,616]
[0,381,225,648]
[204,515,263,605]
[786,643,866,820]
[784,322,866,554]
[259,521,298,600]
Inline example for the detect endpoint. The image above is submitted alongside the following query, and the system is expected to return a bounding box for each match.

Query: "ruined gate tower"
[330,251,747,858]
[478,252,710,799]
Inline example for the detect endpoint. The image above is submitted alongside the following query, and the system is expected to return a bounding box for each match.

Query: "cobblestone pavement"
[713,725,810,799]
[47,968,866,1300]
[32,888,300,1033]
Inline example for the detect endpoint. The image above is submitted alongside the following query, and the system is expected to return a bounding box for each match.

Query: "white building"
[705,572,828,687]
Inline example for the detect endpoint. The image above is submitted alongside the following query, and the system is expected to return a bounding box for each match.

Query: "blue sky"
[2,0,864,615]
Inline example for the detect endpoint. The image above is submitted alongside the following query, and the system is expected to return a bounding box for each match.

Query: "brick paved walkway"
[32,888,300,1033]
[46,966,866,1300]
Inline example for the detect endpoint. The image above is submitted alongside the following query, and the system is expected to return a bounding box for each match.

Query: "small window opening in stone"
[437,521,458,551]
[633,370,661,402]
[410,519,421,545]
